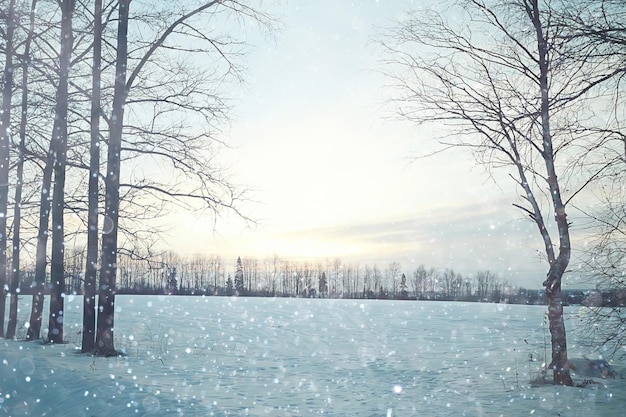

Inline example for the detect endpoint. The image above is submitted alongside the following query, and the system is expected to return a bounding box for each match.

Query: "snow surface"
[1,296,624,416]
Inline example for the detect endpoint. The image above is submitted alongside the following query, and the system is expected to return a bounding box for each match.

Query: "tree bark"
[82,0,102,354]
[47,0,75,344]
[527,0,573,386]
[6,0,38,340]
[0,0,16,339]
[96,0,129,356]
[25,135,55,341]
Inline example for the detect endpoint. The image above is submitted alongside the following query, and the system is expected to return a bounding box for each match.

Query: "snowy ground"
[1,296,624,416]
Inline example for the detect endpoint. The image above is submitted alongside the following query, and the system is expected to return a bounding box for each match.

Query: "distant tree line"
[12,246,622,308]
[11,245,622,309]
[11,249,526,302]
[113,253,520,302]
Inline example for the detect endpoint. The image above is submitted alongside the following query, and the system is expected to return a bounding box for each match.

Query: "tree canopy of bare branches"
[0,0,276,354]
[377,0,625,385]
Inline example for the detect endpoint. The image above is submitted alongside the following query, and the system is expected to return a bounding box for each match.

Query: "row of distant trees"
[19,245,626,306]
[14,249,517,301]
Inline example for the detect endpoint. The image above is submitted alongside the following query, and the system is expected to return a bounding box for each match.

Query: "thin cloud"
[275,199,547,282]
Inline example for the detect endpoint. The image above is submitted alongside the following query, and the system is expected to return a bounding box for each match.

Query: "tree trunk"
[96,0,129,356]
[0,0,16,339]
[529,0,573,386]
[25,140,55,341]
[26,1,70,342]
[47,0,74,344]
[545,264,572,385]
[6,0,37,340]
[82,0,102,354]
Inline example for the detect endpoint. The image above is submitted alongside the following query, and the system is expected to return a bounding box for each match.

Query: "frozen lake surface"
[1,296,624,416]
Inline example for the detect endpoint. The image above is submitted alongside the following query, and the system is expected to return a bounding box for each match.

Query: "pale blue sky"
[166,0,557,289]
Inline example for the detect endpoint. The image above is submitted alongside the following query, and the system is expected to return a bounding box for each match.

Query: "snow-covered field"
[1,296,624,416]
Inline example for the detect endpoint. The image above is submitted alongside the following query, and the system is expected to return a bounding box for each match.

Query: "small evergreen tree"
[398,273,409,299]
[234,257,244,296]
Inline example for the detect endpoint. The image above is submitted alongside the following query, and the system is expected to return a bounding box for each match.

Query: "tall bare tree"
[95,0,129,356]
[379,0,623,385]
[25,2,65,341]
[0,0,16,338]
[25,111,56,341]
[6,0,37,340]
[81,0,102,353]
[47,0,75,344]
[95,0,272,355]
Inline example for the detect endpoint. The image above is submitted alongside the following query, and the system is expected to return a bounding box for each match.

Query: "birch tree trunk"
[25,131,55,341]
[82,0,102,354]
[47,0,75,344]
[527,0,574,386]
[6,0,38,340]
[96,0,128,356]
[0,0,16,338]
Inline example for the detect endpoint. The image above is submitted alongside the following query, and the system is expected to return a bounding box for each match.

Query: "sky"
[165,0,557,289]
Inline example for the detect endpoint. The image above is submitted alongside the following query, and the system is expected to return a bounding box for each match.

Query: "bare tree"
[81,0,102,354]
[95,0,129,356]
[95,0,274,355]
[476,270,498,301]
[411,264,428,299]
[5,0,37,340]
[25,1,67,341]
[46,0,75,344]
[378,0,623,385]
[441,269,462,300]
[386,262,401,297]
[0,0,16,338]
